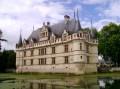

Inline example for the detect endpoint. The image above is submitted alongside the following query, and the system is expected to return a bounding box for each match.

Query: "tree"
[0,50,16,73]
[7,50,16,69]
[0,50,8,72]
[98,22,120,66]
[83,27,99,39]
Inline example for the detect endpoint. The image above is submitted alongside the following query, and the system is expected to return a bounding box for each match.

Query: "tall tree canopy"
[0,50,16,72]
[83,27,99,39]
[99,22,120,66]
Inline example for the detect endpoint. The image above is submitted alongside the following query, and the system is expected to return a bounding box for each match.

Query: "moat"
[0,76,120,89]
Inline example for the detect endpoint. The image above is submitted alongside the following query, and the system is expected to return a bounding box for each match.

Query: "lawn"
[0,73,120,79]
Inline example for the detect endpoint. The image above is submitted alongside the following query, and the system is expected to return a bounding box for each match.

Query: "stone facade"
[16,14,98,74]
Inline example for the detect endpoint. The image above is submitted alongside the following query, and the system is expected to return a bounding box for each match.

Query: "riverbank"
[0,73,120,79]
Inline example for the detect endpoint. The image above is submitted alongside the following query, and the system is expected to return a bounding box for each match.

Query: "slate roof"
[28,28,40,42]
[0,29,2,34]
[17,33,23,47]
[27,18,82,43]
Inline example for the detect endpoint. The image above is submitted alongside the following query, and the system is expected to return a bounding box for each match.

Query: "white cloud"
[93,19,118,31]
[81,0,108,4]
[0,0,70,50]
[81,18,118,31]
[103,0,120,17]
[0,0,119,51]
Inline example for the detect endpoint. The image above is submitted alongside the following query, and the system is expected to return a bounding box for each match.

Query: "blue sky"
[0,0,120,50]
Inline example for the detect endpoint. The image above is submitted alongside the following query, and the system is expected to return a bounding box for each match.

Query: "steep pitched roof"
[27,18,83,42]
[90,20,95,39]
[28,28,40,41]
[90,29,95,39]
[0,29,2,35]
[17,33,22,47]
[50,19,77,37]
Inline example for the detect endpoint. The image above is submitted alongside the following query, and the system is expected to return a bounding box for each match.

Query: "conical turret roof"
[17,32,22,47]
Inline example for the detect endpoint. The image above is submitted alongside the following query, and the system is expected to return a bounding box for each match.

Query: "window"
[80,43,82,50]
[63,34,67,41]
[39,58,46,65]
[31,59,33,65]
[31,50,34,56]
[52,47,55,54]
[24,51,26,57]
[30,83,33,89]
[86,44,89,53]
[38,83,46,89]
[41,49,44,55]
[39,59,41,65]
[39,49,41,55]
[42,32,45,38]
[45,48,46,54]
[40,48,46,55]
[41,59,44,64]
[64,45,68,52]
[80,33,82,37]
[80,56,82,59]
[87,56,89,63]
[46,32,47,36]
[65,56,69,64]
[51,85,55,89]
[23,60,26,65]
[52,57,55,64]
[50,36,54,43]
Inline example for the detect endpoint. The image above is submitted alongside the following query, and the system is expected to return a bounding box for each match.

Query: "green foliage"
[83,27,99,38]
[0,50,16,72]
[98,22,120,66]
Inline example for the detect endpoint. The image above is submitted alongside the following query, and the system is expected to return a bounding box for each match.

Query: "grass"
[0,72,120,79]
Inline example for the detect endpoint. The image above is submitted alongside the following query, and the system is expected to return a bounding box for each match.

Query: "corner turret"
[16,30,22,48]
[90,20,95,39]
[75,9,83,32]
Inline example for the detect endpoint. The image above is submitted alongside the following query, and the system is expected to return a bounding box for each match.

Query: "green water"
[0,77,120,89]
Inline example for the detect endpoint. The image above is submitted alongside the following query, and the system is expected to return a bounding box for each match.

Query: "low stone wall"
[6,69,16,73]
[110,67,120,72]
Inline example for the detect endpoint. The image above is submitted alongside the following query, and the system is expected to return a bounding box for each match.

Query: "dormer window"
[23,40,26,47]
[50,32,55,43]
[42,32,46,38]
[63,34,67,41]
[50,36,54,43]
[62,29,68,41]
[80,33,82,37]
[30,38,33,43]
[30,38,34,46]
[39,24,49,41]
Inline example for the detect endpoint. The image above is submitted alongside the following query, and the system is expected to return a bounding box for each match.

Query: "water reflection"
[0,76,120,89]
[99,77,120,89]
[27,77,99,89]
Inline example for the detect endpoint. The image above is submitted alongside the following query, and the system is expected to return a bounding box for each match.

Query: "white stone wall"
[16,32,98,74]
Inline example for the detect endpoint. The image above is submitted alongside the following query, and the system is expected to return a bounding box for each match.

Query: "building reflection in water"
[1,76,120,89]
[13,76,100,89]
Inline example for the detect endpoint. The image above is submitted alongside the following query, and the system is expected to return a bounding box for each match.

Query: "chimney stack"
[64,15,70,24]
[47,22,50,27]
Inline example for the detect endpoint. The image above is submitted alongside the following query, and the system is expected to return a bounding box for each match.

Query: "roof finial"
[74,10,75,19]
[91,19,93,29]
[43,22,45,26]
[18,29,22,47]
[90,19,95,39]
[20,28,22,34]
[77,8,79,19]
[33,25,34,31]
